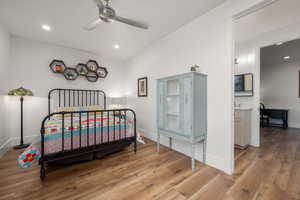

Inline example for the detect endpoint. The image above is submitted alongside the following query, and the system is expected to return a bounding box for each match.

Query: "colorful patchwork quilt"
[18,112,133,168]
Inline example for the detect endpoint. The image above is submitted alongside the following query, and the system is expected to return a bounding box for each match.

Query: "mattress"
[18,112,134,168]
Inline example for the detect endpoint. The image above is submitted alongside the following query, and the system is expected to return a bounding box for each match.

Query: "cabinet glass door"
[165,79,181,132]
[183,77,192,137]
[157,81,165,129]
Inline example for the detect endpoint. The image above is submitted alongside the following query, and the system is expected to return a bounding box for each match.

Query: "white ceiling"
[0,0,225,60]
[235,0,300,43]
[261,38,300,66]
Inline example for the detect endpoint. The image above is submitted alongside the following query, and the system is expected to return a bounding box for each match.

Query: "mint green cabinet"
[156,72,207,171]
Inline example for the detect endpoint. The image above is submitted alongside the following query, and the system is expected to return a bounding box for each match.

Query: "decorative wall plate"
[86,71,98,82]
[76,63,89,76]
[86,60,99,72]
[50,60,66,73]
[64,68,78,80]
[96,67,108,78]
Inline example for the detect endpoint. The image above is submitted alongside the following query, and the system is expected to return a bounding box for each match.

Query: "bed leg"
[134,140,137,154]
[40,163,45,181]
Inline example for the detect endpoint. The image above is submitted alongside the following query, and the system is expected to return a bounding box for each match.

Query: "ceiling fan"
[84,0,149,30]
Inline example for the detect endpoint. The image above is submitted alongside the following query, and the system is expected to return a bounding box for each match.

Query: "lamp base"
[13,143,30,150]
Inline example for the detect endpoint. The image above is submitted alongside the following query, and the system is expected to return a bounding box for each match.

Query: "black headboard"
[48,88,106,115]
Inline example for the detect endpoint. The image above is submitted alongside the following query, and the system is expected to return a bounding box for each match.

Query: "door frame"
[229,0,279,174]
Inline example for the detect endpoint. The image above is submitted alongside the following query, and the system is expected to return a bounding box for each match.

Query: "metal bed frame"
[39,89,136,181]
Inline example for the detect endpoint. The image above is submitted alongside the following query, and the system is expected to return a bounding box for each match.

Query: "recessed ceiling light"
[276,42,283,46]
[42,24,51,31]
[114,44,120,49]
[283,56,291,60]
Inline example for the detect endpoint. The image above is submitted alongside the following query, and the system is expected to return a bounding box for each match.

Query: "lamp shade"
[8,87,34,96]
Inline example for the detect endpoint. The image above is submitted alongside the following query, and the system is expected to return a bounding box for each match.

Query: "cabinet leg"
[157,133,160,153]
[169,137,172,150]
[191,143,195,172]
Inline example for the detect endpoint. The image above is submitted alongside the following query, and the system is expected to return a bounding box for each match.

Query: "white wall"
[235,21,300,147]
[261,61,300,128]
[125,0,268,174]
[0,24,10,91]
[4,36,127,145]
[0,23,10,154]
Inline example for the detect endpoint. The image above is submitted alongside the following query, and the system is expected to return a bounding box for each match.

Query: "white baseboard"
[288,122,300,129]
[0,138,11,157]
[10,135,39,146]
[0,135,40,158]
[138,128,229,174]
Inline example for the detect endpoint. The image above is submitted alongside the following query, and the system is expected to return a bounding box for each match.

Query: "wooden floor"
[0,128,300,200]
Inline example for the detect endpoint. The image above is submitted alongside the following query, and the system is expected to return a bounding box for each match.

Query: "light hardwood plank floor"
[0,127,300,200]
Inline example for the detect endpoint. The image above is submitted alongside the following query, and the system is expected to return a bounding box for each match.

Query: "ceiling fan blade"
[84,18,102,30]
[114,16,149,30]
[93,0,104,11]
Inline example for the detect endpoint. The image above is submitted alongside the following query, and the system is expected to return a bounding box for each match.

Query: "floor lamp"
[8,87,34,149]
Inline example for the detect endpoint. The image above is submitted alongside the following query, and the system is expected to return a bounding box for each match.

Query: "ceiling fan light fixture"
[100,16,111,23]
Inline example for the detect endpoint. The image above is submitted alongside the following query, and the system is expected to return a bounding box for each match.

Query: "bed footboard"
[39,108,137,181]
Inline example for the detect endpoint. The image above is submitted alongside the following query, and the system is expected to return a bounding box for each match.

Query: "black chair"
[260,103,270,127]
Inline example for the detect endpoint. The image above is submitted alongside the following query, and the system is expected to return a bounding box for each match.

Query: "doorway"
[233,0,300,161]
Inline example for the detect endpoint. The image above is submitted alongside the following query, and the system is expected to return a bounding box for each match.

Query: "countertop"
[234,107,252,111]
